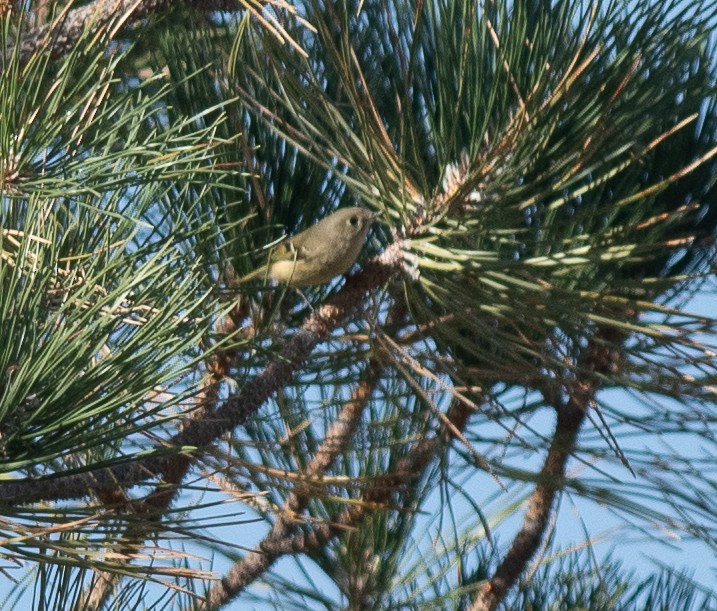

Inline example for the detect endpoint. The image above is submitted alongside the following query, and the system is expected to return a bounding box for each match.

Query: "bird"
[237,207,380,287]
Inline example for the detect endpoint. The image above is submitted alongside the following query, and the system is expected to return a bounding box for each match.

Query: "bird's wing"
[273,236,314,261]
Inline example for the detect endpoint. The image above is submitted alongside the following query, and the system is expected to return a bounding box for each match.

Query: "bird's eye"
[349,215,359,226]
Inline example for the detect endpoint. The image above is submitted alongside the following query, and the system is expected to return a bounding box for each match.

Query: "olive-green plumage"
[238,207,379,287]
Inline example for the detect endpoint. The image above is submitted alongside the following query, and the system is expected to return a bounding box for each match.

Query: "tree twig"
[471,326,625,611]
[201,398,473,609]
[201,357,384,609]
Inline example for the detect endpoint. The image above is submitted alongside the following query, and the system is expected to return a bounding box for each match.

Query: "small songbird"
[237,207,380,287]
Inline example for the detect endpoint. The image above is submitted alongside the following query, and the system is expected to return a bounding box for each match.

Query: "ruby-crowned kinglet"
[238,207,379,287]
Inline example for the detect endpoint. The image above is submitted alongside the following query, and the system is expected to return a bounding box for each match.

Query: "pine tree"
[2,1,717,609]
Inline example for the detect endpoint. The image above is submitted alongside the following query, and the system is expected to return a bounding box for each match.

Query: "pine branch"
[204,399,472,609]
[201,356,384,609]
[284,401,472,551]
[472,326,627,611]
[0,245,403,505]
[74,306,246,610]
[12,0,269,66]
